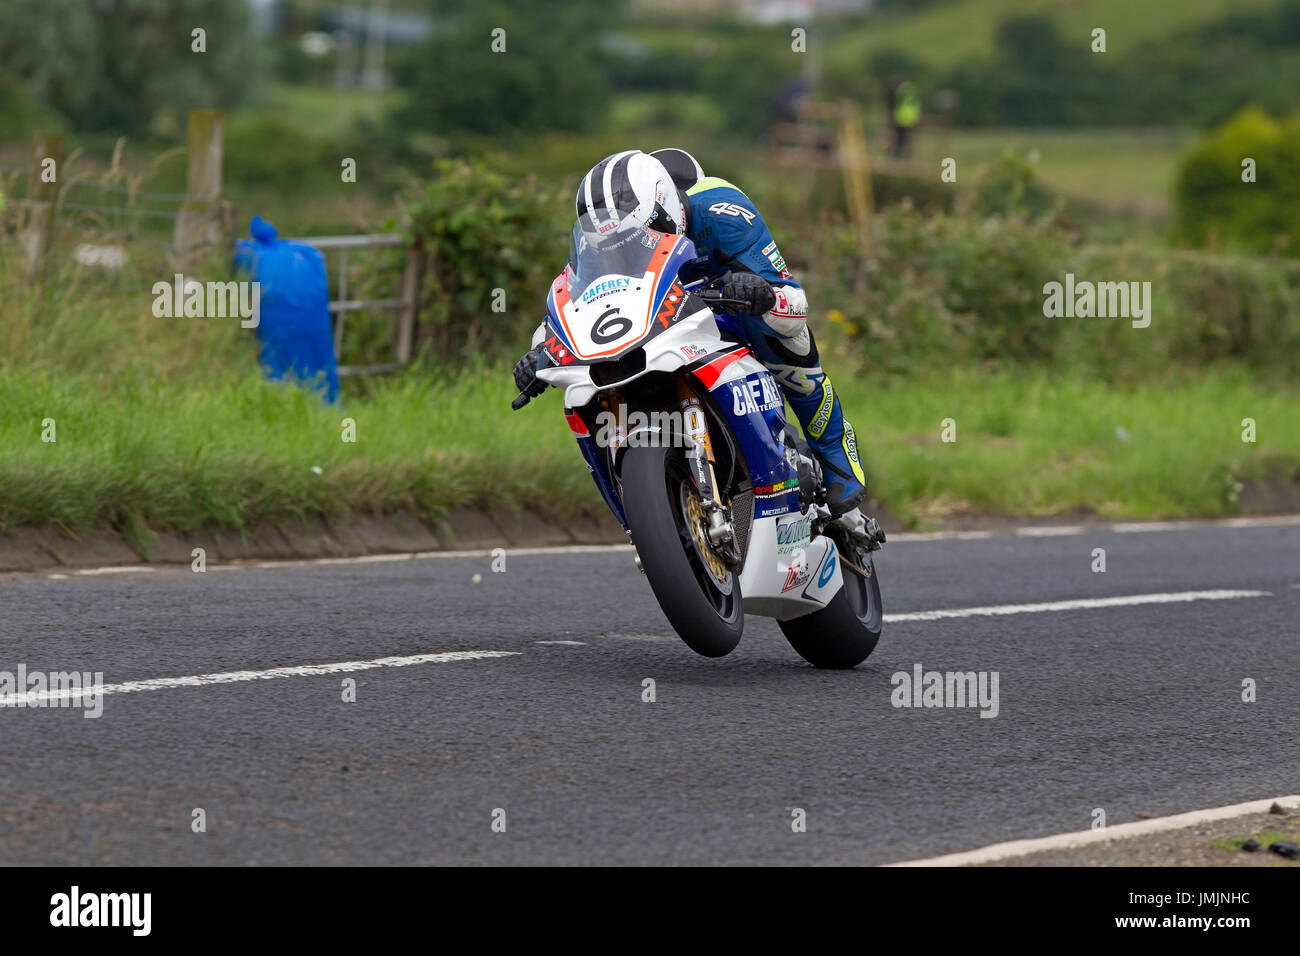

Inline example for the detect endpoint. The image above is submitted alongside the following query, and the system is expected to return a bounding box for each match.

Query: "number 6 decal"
[591,307,634,345]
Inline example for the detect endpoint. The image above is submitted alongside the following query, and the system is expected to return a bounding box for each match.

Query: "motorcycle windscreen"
[566,209,662,299]
[548,211,693,361]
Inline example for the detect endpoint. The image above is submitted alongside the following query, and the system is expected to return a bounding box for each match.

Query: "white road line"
[887,530,993,542]
[884,589,1268,623]
[252,552,419,569]
[73,566,156,576]
[413,544,634,560]
[890,513,1300,542]
[1109,520,1199,533]
[1110,515,1300,533]
[0,650,520,706]
[252,544,635,570]
[1014,525,1085,537]
[884,794,1300,867]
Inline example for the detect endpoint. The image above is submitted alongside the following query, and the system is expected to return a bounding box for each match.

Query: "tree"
[0,0,262,136]
[397,0,625,139]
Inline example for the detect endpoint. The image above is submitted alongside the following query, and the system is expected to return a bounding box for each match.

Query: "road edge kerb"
[1,513,1297,576]
[0,508,626,574]
[883,794,1300,867]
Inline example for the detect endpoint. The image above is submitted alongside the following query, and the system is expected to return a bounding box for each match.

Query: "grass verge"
[1,362,1296,536]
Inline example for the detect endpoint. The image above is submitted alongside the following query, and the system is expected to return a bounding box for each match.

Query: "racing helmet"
[575,150,686,235]
[649,147,704,191]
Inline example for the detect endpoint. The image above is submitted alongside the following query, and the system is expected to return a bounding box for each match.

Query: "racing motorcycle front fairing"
[534,210,842,613]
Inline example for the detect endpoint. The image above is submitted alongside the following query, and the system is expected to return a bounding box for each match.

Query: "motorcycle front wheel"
[620,443,743,658]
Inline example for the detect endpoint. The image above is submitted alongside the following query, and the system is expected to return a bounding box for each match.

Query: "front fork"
[675,378,734,553]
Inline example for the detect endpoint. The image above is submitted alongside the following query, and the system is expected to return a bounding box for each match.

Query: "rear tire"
[778,554,882,668]
[621,444,743,658]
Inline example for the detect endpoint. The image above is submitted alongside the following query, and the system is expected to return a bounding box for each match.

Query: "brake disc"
[681,488,732,591]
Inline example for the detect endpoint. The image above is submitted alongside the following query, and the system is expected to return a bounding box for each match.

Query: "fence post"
[836,100,875,255]
[172,109,225,270]
[21,132,66,278]
[393,238,423,366]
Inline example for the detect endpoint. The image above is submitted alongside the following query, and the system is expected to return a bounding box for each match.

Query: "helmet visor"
[566,209,665,298]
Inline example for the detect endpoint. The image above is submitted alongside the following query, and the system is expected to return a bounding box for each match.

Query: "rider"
[513,147,867,517]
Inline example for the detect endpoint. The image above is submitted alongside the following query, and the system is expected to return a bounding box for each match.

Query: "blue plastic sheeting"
[234,215,340,404]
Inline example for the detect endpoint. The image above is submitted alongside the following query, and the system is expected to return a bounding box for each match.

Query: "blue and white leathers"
[681,177,866,511]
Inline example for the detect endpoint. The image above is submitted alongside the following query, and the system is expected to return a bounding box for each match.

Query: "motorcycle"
[512,209,885,667]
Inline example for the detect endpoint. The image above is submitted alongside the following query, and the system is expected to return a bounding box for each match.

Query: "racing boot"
[750,309,867,516]
[830,506,886,552]
[783,374,868,516]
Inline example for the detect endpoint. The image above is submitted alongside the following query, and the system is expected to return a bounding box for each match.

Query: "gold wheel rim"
[683,493,728,583]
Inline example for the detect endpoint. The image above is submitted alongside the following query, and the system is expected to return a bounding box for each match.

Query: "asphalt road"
[1,519,1296,865]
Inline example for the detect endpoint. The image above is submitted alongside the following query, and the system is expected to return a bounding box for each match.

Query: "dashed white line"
[1109,520,1197,533]
[886,530,992,542]
[1014,525,1085,537]
[884,794,1300,866]
[0,650,520,706]
[885,589,1269,623]
[72,566,156,576]
[890,514,1300,543]
[251,544,635,570]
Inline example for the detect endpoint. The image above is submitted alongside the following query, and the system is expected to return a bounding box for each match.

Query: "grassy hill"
[825,0,1282,70]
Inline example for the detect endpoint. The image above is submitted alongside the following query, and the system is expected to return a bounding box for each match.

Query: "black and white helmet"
[575,150,686,235]
[649,147,704,191]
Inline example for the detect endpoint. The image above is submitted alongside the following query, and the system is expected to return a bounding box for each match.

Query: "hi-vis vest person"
[894,80,921,128]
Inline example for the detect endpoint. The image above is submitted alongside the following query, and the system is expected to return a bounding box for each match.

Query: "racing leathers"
[679,177,866,515]
[513,174,868,515]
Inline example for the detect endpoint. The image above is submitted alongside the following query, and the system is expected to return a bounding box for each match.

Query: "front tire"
[620,444,743,658]
[778,554,882,668]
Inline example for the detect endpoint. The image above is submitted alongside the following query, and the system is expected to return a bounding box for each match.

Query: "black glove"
[720,271,777,316]
[512,345,549,399]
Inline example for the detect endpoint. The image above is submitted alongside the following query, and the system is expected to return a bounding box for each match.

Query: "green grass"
[2,360,1295,537]
[908,127,1195,212]
[3,155,1297,539]
[1211,829,1296,850]
[608,91,725,136]
[259,82,407,138]
[856,366,1299,524]
[825,0,1280,72]
[0,363,591,537]
[1211,828,1300,863]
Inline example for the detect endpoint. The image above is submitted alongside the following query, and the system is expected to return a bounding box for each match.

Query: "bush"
[964,152,1057,221]
[818,205,1300,381]
[1173,107,1300,257]
[0,71,63,139]
[223,115,339,196]
[398,159,570,359]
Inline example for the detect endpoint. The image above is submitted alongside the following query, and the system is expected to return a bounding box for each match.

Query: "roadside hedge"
[1173,107,1300,258]
[397,159,1300,381]
[821,204,1300,380]
[398,159,569,359]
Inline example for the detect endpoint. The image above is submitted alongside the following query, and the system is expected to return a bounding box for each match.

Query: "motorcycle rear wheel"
[778,554,882,668]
